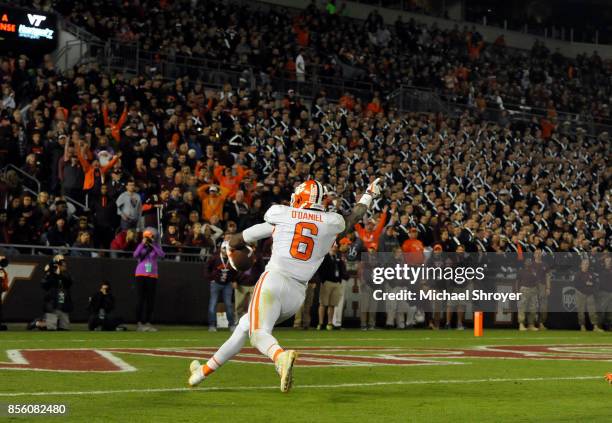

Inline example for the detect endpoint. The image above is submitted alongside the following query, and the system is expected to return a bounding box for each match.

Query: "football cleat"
[188,360,205,387]
[275,350,298,393]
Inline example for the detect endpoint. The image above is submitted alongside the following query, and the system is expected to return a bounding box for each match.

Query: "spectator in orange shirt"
[467,33,484,61]
[401,227,425,264]
[339,92,355,110]
[540,117,556,139]
[197,184,230,222]
[294,22,309,47]
[102,101,128,142]
[366,97,382,115]
[213,164,246,198]
[338,235,353,249]
[354,205,387,251]
[76,143,119,194]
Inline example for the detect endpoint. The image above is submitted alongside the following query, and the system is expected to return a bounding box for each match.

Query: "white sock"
[206,315,249,371]
[250,329,283,362]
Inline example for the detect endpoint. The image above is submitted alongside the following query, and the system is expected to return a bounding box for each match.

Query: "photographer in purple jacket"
[133,228,165,332]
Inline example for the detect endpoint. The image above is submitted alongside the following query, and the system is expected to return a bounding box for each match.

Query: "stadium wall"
[0,256,587,329]
[1,256,209,324]
[261,0,612,58]
[53,29,85,72]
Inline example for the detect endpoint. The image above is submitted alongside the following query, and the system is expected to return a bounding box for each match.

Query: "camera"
[46,262,58,274]
[46,254,66,274]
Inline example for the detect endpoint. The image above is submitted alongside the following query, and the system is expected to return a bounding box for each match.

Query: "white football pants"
[206,269,306,370]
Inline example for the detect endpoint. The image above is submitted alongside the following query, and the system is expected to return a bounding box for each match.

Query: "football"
[228,247,254,271]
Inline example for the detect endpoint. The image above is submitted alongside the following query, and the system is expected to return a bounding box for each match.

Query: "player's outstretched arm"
[339,178,382,238]
[229,222,275,250]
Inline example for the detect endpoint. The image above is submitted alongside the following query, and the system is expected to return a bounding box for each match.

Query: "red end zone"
[1,344,611,373]
[1,349,136,372]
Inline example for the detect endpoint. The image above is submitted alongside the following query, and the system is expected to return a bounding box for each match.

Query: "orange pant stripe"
[251,271,269,334]
[249,271,268,335]
[248,275,262,334]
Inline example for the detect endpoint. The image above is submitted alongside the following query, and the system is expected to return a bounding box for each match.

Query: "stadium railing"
[60,37,612,137]
[68,39,377,103]
[349,0,610,45]
[1,165,89,214]
[48,28,612,139]
[389,85,612,137]
[0,243,210,263]
[2,164,40,196]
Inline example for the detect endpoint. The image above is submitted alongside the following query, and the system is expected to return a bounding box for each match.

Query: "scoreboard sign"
[0,6,57,47]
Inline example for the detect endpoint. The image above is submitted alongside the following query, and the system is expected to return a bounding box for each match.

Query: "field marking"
[6,350,28,365]
[94,350,137,372]
[0,336,589,344]
[105,347,465,368]
[282,337,589,342]
[0,375,602,397]
[0,349,139,373]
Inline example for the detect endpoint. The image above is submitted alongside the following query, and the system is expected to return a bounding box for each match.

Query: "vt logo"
[27,14,46,27]
[1,263,37,303]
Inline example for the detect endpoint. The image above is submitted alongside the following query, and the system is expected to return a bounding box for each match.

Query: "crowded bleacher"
[24,0,612,125]
[0,0,609,260]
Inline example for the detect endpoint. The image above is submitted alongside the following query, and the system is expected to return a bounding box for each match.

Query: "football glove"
[358,178,382,208]
[366,178,382,198]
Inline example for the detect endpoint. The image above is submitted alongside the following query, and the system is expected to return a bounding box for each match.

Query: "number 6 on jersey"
[290,222,318,260]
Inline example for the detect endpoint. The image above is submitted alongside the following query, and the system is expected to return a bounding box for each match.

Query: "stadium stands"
[0,0,609,259]
[42,0,612,124]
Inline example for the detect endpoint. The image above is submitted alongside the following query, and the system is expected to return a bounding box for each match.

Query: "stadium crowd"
[0,0,609,333]
[0,49,610,257]
[23,0,612,126]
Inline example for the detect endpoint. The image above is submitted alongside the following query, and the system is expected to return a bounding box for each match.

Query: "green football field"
[0,326,611,422]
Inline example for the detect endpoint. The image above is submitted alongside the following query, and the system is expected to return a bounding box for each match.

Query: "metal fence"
[1,165,89,214]
[65,39,376,103]
[389,85,612,137]
[0,243,211,263]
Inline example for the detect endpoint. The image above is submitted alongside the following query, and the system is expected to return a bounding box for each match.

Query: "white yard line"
[94,350,137,372]
[282,337,589,342]
[0,375,601,397]
[0,336,589,344]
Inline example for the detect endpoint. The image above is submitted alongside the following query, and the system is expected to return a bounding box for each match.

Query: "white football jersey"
[264,205,345,283]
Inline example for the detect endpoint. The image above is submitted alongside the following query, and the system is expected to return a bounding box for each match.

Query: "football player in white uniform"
[188,178,382,392]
